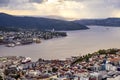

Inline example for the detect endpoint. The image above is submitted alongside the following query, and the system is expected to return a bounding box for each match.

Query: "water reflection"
[0,26,120,61]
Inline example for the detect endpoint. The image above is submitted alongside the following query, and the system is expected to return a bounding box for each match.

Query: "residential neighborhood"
[0,48,120,80]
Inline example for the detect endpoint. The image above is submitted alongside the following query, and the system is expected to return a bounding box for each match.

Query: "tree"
[0,75,3,80]
[98,49,106,54]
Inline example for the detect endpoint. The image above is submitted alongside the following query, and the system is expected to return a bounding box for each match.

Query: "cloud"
[0,0,9,4]
[29,0,44,3]
[0,0,10,6]
[0,0,120,20]
[0,0,35,10]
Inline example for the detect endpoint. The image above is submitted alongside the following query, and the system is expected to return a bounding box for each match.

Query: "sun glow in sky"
[0,0,120,20]
[47,0,58,3]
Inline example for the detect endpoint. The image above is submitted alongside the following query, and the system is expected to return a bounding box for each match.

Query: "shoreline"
[0,48,119,61]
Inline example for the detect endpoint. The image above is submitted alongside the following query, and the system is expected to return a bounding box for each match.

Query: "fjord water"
[0,26,120,61]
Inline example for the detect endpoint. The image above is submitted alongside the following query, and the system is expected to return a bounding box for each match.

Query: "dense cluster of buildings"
[0,49,120,80]
[0,30,67,47]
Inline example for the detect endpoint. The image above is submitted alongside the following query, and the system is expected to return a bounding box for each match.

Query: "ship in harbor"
[6,43,15,47]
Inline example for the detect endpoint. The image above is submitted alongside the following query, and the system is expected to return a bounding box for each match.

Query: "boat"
[22,57,31,63]
[21,40,33,45]
[15,41,21,45]
[36,39,41,43]
[6,43,15,47]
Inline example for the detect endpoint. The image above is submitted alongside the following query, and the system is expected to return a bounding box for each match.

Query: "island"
[0,29,67,47]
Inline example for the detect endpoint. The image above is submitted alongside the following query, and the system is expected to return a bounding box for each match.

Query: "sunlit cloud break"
[0,0,120,20]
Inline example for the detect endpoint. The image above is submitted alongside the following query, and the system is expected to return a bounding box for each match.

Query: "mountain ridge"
[0,13,89,31]
[75,18,120,27]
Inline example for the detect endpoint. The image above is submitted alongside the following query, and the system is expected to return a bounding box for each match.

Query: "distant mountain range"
[75,18,120,27]
[44,15,77,21]
[0,13,89,31]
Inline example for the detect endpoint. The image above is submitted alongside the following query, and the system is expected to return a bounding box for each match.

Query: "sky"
[0,0,120,20]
